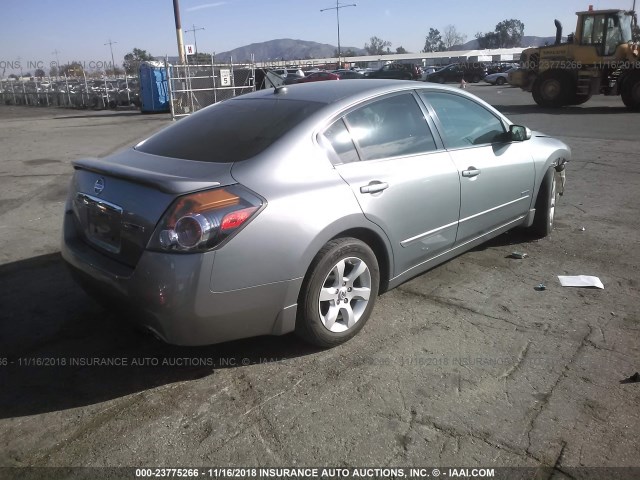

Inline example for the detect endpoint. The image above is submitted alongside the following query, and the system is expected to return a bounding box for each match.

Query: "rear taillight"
[148,185,263,253]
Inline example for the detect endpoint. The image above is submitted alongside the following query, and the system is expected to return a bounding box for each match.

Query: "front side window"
[582,14,606,44]
[582,16,594,43]
[421,92,505,149]
[343,93,437,161]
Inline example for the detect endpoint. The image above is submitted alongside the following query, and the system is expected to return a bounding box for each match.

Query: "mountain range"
[173,36,562,64]
[213,39,366,63]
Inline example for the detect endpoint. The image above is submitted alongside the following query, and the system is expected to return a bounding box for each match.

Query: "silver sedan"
[484,67,518,85]
[62,80,570,347]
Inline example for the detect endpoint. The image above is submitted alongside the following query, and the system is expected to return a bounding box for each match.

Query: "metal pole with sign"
[185,25,204,64]
[173,0,186,65]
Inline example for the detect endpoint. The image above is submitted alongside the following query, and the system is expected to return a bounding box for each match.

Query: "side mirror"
[509,124,532,141]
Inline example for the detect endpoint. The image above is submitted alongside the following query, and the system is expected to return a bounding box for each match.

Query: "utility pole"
[185,24,205,64]
[104,39,117,77]
[321,1,356,67]
[52,49,61,77]
[173,0,186,64]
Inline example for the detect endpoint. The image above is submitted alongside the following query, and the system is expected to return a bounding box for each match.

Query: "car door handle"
[360,182,389,194]
[462,167,481,178]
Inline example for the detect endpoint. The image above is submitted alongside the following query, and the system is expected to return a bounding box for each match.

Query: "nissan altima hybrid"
[62,80,569,347]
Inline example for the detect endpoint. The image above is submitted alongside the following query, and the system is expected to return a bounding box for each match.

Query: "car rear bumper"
[61,211,302,346]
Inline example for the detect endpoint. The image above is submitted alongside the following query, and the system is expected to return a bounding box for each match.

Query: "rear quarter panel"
[211,133,392,293]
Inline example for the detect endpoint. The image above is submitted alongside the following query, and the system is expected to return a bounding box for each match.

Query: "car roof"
[221,79,512,133]
[237,79,457,106]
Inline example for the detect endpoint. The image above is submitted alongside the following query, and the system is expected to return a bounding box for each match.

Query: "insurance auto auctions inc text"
[176,467,496,478]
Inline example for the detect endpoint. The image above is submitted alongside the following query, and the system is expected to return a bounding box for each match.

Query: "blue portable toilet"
[139,61,171,113]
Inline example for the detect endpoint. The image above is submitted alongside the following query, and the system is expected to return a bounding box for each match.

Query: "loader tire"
[532,70,570,108]
[621,73,640,111]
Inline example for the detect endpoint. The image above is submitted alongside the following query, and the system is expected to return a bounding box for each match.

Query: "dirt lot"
[0,86,638,478]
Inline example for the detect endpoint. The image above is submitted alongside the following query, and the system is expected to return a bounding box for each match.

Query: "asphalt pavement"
[0,85,638,476]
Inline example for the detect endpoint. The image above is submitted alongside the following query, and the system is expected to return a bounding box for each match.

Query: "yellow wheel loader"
[509,6,640,109]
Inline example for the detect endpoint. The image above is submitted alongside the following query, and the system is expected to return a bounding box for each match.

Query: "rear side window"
[321,119,360,165]
[343,93,437,161]
[421,92,505,149]
[136,98,325,162]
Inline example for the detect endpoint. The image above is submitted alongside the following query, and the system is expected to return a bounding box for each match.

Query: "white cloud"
[186,2,227,12]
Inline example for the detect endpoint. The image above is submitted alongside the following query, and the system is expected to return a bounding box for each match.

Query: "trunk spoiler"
[72,149,236,194]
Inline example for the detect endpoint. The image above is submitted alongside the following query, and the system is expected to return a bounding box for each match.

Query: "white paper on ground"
[557,275,604,289]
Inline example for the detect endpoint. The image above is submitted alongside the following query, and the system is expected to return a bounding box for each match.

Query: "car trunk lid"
[70,148,237,268]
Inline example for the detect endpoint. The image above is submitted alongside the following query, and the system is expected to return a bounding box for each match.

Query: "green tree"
[49,65,58,77]
[34,68,46,78]
[495,19,525,47]
[59,62,84,77]
[365,36,392,55]
[334,48,357,57]
[633,23,640,42]
[442,25,467,50]
[396,46,407,54]
[476,31,500,49]
[476,19,525,49]
[422,28,445,52]
[123,48,154,74]
[190,52,212,64]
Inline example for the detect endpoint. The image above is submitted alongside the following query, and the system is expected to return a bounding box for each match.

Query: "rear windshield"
[135,97,325,162]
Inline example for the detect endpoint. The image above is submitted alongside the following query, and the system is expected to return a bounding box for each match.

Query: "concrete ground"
[0,86,638,477]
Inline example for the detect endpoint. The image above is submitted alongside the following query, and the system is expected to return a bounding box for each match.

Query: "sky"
[0,0,635,74]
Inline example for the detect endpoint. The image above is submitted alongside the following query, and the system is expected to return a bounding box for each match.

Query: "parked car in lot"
[485,63,518,75]
[365,63,422,80]
[62,80,569,348]
[332,69,365,80]
[420,66,438,81]
[426,63,488,84]
[272,68,305,85]
[294,71,340,83]
[484,67,518,86]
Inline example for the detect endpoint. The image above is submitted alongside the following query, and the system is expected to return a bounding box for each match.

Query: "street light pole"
[104,39,117,77]
[185,24,205,64]
[321,1,356,67]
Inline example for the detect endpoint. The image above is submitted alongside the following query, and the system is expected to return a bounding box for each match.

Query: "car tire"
[621,72,640,111]
[530,168,557,238]
[296,238,380,348]
[471,75,481,83]
[496,77,506,86]
[532,70,570,108]
[438,76,446,84]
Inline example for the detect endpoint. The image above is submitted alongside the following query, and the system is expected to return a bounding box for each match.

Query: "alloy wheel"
[318,257,371,333]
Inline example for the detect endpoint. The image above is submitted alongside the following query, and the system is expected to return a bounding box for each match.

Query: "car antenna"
[274,85,288,94]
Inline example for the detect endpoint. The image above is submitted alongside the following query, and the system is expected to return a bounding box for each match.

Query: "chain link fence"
[1,59,257,116]
[0,76,140,109]
[168,58,256,119]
